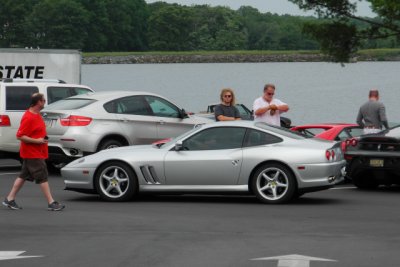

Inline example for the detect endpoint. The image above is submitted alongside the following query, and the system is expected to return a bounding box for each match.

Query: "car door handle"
[158,120,165,125]
[120,118,129,122]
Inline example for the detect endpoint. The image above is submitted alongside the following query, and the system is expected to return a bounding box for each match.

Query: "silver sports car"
[61,121,345,204]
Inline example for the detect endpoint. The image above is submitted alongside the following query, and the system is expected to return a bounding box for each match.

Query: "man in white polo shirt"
[253,83,289,126]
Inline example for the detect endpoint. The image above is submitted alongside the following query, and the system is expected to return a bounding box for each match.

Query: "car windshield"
[255,122,308,139]
[158,124,204,148]
[44,98,97,110]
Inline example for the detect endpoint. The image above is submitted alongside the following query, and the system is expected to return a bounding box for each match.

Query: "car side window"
[243,129,282,147]
[72,87,92,95]
[235,104,252,119]
[104,96,151,115]
[5,86,39,110]
[183,127,246,151]
[47,86,92,104]
[145,96,180,118]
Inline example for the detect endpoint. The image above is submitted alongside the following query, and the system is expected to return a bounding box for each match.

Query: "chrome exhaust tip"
[70,148,79,156]
[328,176,336,183]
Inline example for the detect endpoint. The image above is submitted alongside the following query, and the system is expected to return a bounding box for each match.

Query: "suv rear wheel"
[97,139,124,151]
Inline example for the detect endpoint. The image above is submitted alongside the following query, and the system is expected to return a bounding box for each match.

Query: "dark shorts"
[20,159,48,184]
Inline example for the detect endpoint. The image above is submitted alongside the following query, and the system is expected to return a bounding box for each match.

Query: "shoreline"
[82,52,400,64]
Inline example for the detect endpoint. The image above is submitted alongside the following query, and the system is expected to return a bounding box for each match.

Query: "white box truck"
[0,48,82,84]
[0,49,93,162]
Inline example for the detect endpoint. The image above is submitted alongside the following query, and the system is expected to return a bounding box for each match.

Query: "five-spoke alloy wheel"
[252,163,296,204]
[95,161,138,201]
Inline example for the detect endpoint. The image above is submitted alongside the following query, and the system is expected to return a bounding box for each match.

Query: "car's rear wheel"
[94,161,138,201]
[97,139,123,151]
[352,173,379,190]
[251,163,296,204]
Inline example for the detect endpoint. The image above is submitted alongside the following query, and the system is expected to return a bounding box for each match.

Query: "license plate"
[44,119,56,128]
[370,159,384,167]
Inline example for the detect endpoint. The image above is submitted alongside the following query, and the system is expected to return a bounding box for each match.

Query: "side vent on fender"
[140,165,161,184]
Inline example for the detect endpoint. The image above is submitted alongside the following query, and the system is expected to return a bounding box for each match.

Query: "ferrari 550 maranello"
[61,121,346,204]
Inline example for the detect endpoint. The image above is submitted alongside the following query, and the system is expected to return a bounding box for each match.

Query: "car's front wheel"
[94,161,138,201]
[251,163,296,204]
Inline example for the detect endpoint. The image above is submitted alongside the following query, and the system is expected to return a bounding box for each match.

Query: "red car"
[291,123,363,141]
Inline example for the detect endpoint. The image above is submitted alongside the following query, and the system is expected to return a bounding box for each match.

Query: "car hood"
[64,144,158,168]
[187,114,214,124]
[97,144,153,153]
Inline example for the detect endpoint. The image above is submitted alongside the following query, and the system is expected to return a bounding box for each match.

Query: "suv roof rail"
[1,78,66,84]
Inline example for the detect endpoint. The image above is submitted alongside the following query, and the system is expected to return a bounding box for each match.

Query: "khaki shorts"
[20,159,48,184]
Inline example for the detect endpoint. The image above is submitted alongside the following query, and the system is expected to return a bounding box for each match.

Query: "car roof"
[201,120,256,128]
[67,90,162,101]
[199,120,283,131]
[293,123,359,128]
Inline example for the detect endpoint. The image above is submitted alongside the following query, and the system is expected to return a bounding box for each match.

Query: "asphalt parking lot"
[1,164,400,267]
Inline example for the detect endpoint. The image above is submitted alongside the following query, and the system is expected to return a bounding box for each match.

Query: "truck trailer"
[0,48,82,84]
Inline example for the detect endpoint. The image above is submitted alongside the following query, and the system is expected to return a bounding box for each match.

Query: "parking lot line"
[0,172,19,176]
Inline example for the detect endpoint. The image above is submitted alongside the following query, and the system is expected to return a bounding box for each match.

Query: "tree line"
[1,0,398,57]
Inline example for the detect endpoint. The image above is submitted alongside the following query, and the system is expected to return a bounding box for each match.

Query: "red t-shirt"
[16,110,48,159]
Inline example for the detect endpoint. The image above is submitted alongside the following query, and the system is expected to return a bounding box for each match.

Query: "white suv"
[0,78,94,159]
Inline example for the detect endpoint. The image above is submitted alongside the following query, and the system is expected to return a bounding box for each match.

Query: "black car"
[345,125,400,189]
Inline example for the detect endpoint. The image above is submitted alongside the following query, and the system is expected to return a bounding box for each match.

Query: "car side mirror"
[174,141,184,151]
[180,109,189,119]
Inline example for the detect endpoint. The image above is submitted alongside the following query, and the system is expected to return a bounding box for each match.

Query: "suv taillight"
[60,115,92,126]
[0,115,11,126]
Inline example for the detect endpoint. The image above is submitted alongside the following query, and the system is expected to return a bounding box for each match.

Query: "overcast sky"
[145,0,375,17]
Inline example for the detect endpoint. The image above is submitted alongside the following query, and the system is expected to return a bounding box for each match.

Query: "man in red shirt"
[2,93,65,211]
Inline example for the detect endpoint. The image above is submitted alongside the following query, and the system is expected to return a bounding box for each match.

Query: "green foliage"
[289,0,400,62]
[77,0,110,51]
[148,4,195,50]
[0,0,148,51]
[103,0,149,51]
[148,5,247,51]
[303,21,358,62]
[26,0,90,49]
[0,0,38,47]
[0,0,398,54]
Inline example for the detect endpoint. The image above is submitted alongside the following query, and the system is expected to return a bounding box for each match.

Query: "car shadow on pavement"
[355,185,400,194]
[0,166,21,172]
[64,193,343,205]
[290,196,345,206]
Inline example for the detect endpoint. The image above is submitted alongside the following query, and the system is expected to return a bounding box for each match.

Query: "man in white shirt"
[253,84,289,126]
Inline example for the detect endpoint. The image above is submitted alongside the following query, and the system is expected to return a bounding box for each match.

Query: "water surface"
[82,62,400,125]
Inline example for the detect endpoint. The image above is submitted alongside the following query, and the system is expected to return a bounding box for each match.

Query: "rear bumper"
[295,160,346,188]
[346,156,400,178]
[48,146,92,164]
